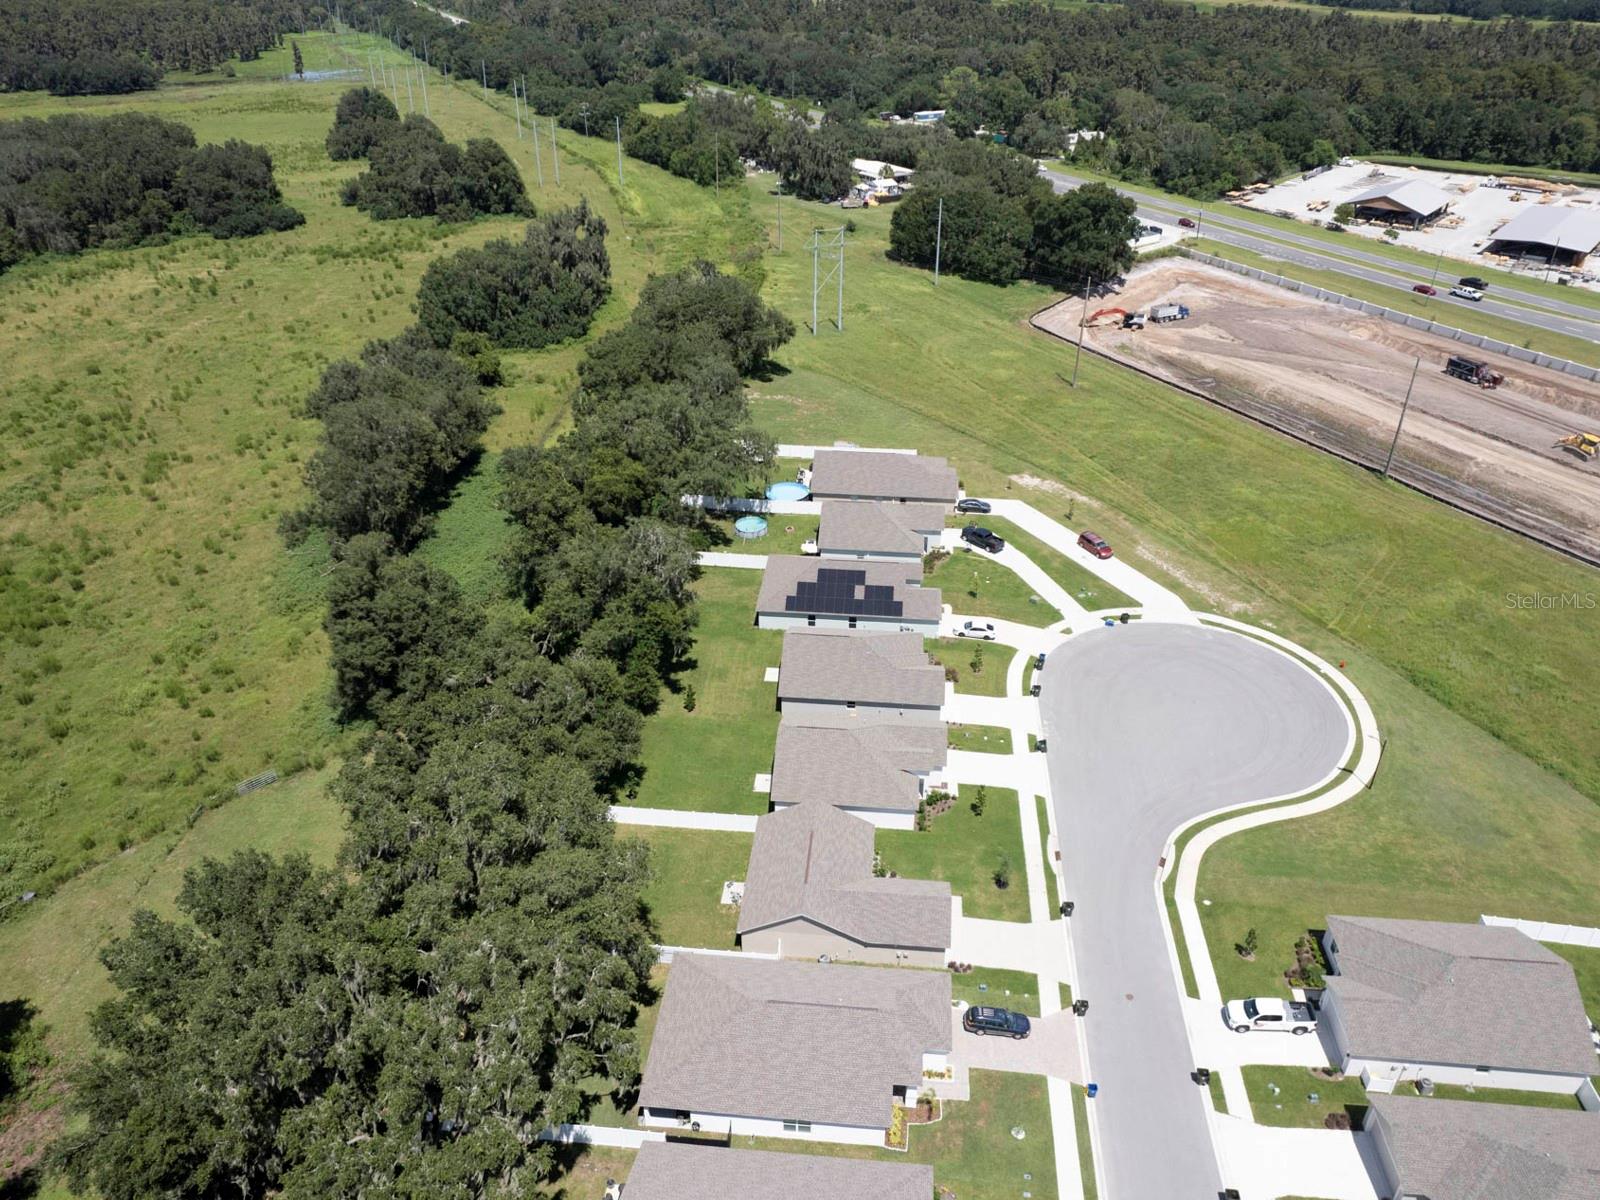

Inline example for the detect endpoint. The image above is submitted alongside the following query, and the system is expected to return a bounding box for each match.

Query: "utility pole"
[615,116,625,186]
[551,118,561,184]
[714,131,720,196]
[579,103,590,138]
[1381,355,1422,479]
[933,196,944,285]
[481,60,488,101]
[419,56,429,117]
[513,78,523,139]
[404,63,414,113]
[1071,277,1092,388]
[531,116,544,186]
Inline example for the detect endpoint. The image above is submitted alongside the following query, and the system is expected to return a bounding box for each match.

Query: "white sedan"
[956,620,997,641]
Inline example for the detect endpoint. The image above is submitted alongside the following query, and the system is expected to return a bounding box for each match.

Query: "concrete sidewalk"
[696,550,767,569]
[608,806,758,832]
[1212,1118,1382,1200]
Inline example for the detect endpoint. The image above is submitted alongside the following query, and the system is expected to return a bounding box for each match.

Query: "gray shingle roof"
[625,1140,934,1200]
[737,801,951,949]
[1325,916,1597,1076]
[809,450,959,504]
[1348,178,1454,216]
[1369,1094,1600,1200]
[818,500,946,556]
[638,954,951,1129]
[1491,205,1600,252]
[757,556,942,623]
[770,720,947,813]
[777,630,945,708]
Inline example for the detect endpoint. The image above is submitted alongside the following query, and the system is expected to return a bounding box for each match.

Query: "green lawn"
[533,1145,638,1200]
[414,451,514,603]
[924,547,1064,626]
[948,723,1013,754]
[631,568,778,815]
[0,764,345,1061]
[1550,943,1600,1026]
[1242,1066,1368,1129]
[704,512,818,555]
[1071,1084,1099,1200]
[623,826,752,949]
[1035,795,1062,917]
[926,637,1014,697]
[956,514,1137,613]
[879,787,1028,921]
[1414,1081,1584,1110]
[737,1070,1055,1200]
[950,967,1043,1016]
[1207,1071,1229,1115]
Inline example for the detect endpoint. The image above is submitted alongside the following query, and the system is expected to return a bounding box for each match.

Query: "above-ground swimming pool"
[733,515,769,539]
[765,481,810,502]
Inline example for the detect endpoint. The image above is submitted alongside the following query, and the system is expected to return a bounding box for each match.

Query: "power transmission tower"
[480,60,488,101]
[578,103,591,137]
[404,63,414,113]
[513,78,523,138]
[419,55,429,117]
[933,197,944,285]
[551,118,561,184]
[808,227,846,335]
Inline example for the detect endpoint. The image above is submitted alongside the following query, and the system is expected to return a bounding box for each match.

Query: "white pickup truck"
[1223,997,1317,1035]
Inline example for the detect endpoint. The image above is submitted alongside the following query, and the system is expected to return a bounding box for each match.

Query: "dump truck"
[1445,355,1504,389]
[1150,303,1190,323]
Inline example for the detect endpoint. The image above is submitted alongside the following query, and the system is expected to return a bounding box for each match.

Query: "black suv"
[963,1006,1031,1039]
[961,525,1005,554]
[955,497,992,515]
[1459,276,1488,291]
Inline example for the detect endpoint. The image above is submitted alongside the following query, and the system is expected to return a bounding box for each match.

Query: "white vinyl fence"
[1182,249,1600,384]
[1479,915,1600,949]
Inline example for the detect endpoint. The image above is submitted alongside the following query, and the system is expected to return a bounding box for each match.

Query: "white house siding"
[757,611,940,635]
[740,919,946,967]
[640,1109,887,1147]
[776,697,944,726]
[769,800,917,830]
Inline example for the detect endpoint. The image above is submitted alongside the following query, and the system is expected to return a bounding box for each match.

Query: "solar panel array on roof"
[785,567,904,617]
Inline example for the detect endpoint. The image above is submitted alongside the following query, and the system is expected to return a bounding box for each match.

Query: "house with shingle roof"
[776,630,944,724]
[637,954,951,1146]
[623,1140,934,1200]
[808,449,959,505]
[769,718,947,829]
[817,500,945,561]
[756,556,941,634]
[737,801,951,965]
[1321,915,1598,1095]
[1364,1094,1600,1200]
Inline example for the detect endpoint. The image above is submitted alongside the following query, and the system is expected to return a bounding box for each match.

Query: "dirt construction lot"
[1034,259,1600,561]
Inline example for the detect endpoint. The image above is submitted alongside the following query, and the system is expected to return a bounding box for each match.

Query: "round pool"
[733,515,769,539]
[765,481,810,502]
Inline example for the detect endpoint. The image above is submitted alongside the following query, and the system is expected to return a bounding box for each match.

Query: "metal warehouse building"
[1487,206,1600,267]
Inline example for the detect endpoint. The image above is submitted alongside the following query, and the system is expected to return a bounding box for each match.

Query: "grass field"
[624,826,752,949]
[704,512,818,555]
[963,514,1138,613]
[1550,944,1600,1023]
[1071,1084,1099,1200]
[925,547,1063,625]
[1243,1066,1368,1129]
[631,568,778,815]
[949,724,1013,754]
[1417,1082,1584,1109]
[879,787,1028,921]
[950,966,1043,1016]
[738,1069,1055,1200]
[926,637,1013,696]
[1035,796,1062,917]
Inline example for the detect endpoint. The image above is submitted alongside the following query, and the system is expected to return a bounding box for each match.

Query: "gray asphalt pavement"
[1043,168,1600,346]
[1042,622,1349,1200]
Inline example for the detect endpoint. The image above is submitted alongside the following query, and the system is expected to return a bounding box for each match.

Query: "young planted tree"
[291,38,303,79]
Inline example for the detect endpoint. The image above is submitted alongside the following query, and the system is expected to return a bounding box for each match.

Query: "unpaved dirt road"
[1034,260,1600,561]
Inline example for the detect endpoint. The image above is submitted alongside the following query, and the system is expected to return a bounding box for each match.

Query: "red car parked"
[1078,531,1114,559]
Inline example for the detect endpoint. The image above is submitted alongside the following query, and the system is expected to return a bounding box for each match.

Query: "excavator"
[1555,432,1599,460]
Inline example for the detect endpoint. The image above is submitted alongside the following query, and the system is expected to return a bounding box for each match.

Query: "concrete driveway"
[951,1008,1084,1083]
[1042,621,1350,1200]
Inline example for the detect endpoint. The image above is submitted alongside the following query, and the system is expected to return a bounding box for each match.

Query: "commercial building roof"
[1489,205,1600,253]
[1324,915,1597,1076]
[770,719,947,814]
[809,449,959,504]
[1368,1094,1600,1200]
[818,500,945,556]
[625,1140,934,1200]
[777,629,945,708]
[851,157,914,182]
[737,801,951,949]
[638,954,951,1129]
[758,558,942,624]
[1348,178,1455,217]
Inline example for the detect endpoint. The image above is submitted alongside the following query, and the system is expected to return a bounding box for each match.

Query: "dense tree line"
[887,142,1137,287]
[336,109,532,222]
[56,265,790,1200]
[417,201,611,350]
[1316,0,1600,19]
[0,0,308,95]
[0,113,303,275]
[340,0,1600,194]
[325,85,400,160]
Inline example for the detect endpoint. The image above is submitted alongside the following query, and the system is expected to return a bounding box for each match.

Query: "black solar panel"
[784,567,905,617]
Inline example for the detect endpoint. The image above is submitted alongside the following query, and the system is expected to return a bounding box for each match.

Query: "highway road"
[1043,168,1600,347]
[1042,622,1349,1200]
